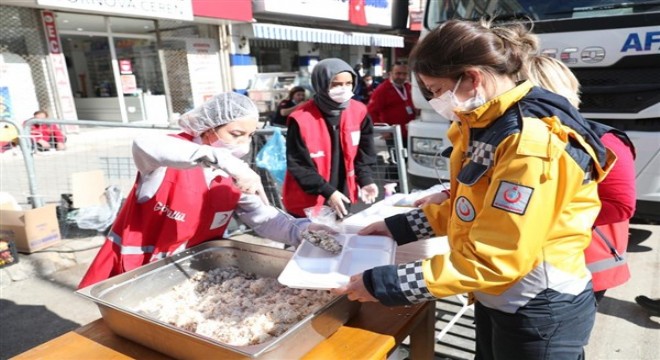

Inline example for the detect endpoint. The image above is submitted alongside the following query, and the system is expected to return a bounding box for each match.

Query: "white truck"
[407,0,660,221]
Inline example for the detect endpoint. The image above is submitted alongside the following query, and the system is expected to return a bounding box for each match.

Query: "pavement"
[1,221,659,360]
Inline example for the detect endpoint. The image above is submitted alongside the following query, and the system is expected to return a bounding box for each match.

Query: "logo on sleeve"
[455,196,476,222]
[492,181,533,215]
[210,210,233,230]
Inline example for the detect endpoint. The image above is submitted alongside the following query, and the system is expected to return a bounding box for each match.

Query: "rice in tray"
[134,266,334,346]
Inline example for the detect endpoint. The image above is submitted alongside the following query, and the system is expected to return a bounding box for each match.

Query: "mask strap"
[452,76,463,93]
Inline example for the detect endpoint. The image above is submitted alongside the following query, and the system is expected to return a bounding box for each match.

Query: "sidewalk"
[1,223,659,359]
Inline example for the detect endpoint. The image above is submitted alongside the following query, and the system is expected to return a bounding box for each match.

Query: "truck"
[406,0,660,221]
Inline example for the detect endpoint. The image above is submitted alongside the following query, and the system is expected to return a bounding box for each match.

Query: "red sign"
[119,59,133,74]
[192,0,252,22]
[409,10,423,31]
[42,11,61,54]
[41,10,78,125]
[349,0,368,26]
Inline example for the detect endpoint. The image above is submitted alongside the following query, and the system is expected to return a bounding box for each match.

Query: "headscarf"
[311,58,356,116]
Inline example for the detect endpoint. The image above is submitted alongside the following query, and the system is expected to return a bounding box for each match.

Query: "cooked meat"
[135,266,334,346]
[301,230,343,254]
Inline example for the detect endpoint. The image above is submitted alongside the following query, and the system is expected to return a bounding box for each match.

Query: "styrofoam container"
[278,234,396,290]
[340,204,413,234]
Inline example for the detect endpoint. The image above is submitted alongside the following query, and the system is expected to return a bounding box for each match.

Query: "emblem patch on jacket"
[492,181,533,215]
[210,210,233,230]
[455,196,476,222]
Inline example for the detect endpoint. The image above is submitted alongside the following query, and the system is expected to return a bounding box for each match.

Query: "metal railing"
[2,119,409,210]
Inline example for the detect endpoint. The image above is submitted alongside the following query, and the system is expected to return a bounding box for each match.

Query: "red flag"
[349,0,368,26]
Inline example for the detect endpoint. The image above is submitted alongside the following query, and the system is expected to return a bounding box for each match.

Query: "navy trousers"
[474,285,597,360]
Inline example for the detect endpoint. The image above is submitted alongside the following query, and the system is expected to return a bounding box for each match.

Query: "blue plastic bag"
[255,127,287,187]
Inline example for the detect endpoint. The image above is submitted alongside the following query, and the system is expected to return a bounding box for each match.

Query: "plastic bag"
[75,185,123,231]
[255,127,287,187]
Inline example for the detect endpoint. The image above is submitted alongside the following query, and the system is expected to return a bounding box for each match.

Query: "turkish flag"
[349,0,368,26]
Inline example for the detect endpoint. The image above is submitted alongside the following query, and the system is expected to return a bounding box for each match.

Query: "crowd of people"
[56,17,653,359]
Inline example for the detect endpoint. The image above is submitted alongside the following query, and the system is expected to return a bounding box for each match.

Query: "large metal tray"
[77,240,361,359]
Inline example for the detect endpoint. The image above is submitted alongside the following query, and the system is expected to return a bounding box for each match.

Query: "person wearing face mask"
[367,62,416,147]
[271,86,306,127]
[334,19,616,359]
[78,92,332,288]
[282,58,378,218]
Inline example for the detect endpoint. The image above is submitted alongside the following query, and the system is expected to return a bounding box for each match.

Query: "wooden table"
[14,238,447,360]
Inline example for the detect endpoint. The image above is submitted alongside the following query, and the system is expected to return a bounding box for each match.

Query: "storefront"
[229,0,408,95]
[0,0,252,124]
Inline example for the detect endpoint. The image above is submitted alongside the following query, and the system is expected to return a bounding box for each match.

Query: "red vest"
[79,134,241,288]
[585,220,631,292]
[282,100,366,217]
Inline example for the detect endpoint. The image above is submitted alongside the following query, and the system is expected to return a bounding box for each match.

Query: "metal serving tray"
[77,240,361,359]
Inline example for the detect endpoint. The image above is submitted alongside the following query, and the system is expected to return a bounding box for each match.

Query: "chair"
[436,294,474,342]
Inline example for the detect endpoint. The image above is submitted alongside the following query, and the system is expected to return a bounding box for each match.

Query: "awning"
[250,23,404,48]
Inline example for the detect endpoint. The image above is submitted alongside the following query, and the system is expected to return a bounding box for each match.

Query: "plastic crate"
[0,239,19,268]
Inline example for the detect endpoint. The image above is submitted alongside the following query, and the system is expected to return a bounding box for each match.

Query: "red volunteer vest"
[282,100,366,217]
[585,220,631,292]
[79,134,241,288]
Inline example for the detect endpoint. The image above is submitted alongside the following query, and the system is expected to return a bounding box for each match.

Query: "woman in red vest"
[79,92,332,288]
[526,55,636,302]
[282,58,378,218]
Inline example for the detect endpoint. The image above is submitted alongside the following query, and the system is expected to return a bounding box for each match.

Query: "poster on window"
[187,39,223,108]
[121,74,138,94]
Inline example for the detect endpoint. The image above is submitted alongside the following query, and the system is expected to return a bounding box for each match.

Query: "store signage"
[119,59,133,74]
[36,0,193,21]
[255,0,393,27]
[186,39,223,108]
[192,0,252,22]
[41,10,79,124]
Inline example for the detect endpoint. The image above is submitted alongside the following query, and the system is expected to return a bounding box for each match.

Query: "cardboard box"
[0,204,61,253]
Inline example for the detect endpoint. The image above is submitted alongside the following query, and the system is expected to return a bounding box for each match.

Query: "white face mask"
[328,86,354,104]
[210,137,251,158]
[428,76,486,121]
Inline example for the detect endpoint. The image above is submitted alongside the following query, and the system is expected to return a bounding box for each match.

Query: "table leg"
[408,301,435,359]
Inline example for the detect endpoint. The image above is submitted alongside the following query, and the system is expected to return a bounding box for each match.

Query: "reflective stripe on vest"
[587,251,627,273]
[107,230,155,255]
[107,230,190,259]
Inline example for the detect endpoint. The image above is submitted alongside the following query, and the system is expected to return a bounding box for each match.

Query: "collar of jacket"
[456,80,533,129]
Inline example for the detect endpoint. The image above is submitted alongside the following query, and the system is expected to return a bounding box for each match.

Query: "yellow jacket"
[368,81,615,312]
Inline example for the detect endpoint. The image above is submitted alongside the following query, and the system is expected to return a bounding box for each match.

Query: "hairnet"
[178,92,259,136]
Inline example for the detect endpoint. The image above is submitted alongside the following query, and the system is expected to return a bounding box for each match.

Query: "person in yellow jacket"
[334,19,615,359]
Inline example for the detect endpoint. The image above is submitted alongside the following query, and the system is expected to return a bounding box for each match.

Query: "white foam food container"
[340,203,414,234]
[278,234,396,290]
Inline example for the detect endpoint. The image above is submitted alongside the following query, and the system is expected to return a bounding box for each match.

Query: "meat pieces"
[301,230,343,254]
[135,266,334,346]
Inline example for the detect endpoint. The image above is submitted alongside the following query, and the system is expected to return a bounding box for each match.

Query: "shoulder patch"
[455,196,476,222]
[492,181,533,215]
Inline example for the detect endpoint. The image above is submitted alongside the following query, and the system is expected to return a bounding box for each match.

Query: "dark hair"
[33,110,48,117]
[287,86,305,100]
[410,19,537,83]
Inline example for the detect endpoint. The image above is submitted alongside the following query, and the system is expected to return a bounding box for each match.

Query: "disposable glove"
[327,191,350,218]
[360,183,379,204]
[203,147,270,206]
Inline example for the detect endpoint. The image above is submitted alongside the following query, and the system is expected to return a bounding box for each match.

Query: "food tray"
[340,204,414,233]
[76,240,360,359]
[278,234,396,290]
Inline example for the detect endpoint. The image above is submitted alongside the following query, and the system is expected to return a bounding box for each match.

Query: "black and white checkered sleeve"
[397,261,435,304]
[405,208,435,240]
